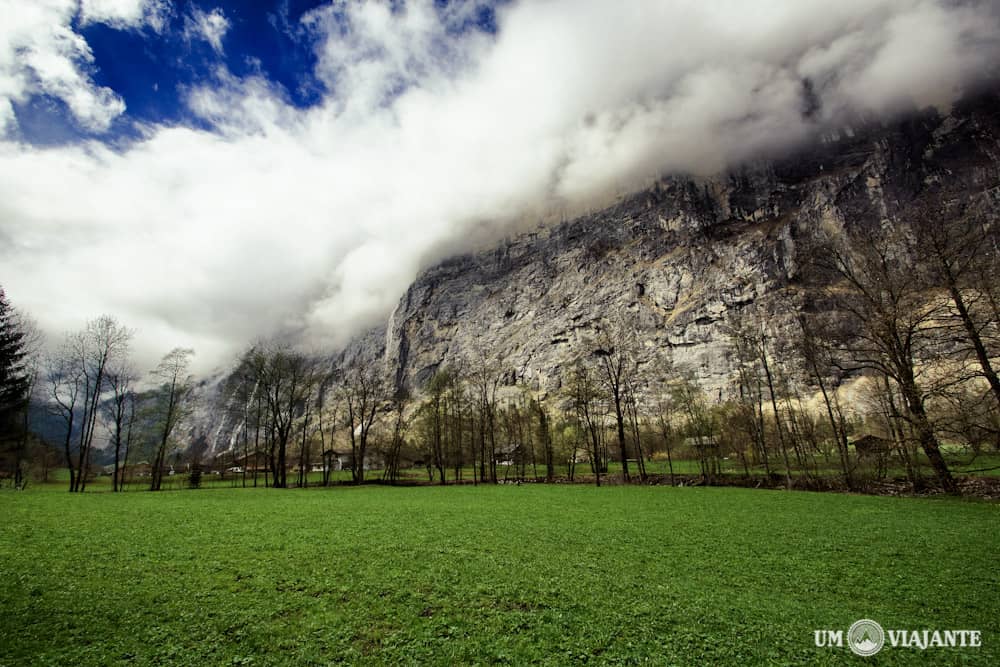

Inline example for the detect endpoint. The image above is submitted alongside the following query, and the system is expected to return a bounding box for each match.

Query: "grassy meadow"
[1,485,998,665]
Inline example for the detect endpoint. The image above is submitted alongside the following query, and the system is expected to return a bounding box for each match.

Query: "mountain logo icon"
[848,619,886,656]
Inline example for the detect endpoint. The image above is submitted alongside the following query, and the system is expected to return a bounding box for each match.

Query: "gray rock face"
[367,94,1000,398]
[199,95,1000,457]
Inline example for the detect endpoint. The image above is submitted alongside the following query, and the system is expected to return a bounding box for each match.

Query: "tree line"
[0,299,196,491]
[3,188,998,495]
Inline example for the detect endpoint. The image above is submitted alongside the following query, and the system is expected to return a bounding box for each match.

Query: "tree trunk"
[882,376,919,490]
[242,403,249,488]
[113,435,122,493]
[120,409,133,492]
[899,380,959,494]
[946,281,1000,411]
[62,412,76,493]
[811,361,853,490]
[627,394,647,481]
[613,393,630,482]
[537,404,555,483]
[760,346,793,490]
[276,427,287,489]
[657,418,676,486]
[589,423,602,487]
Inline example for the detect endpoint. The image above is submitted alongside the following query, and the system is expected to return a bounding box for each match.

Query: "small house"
[852,434,892,458]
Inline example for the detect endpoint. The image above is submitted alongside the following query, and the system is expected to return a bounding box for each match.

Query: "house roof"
[322,449,350,457]
[852,434,892,446]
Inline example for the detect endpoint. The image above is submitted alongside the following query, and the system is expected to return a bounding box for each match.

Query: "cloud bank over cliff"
[1,0,998,370]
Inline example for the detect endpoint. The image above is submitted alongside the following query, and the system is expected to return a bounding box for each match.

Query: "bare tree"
[623,370,648,482]
[591,323,639,482]
[532,398,556,482]
[755,324,794,489]
[466,352,502,483]
[568,360,607,486]
[382,390,409,484]
[810,223,959,493]
[68,316,133,492]
[910,196,1000,413]
[40,317,131,492]
[727,318,771,478]
[653,395,677,486]
[726,310,794,487]
[341,361,388,484]
[796,312,854,490]
[296,369,329,488]
[445,377,472,483]
[45,352,83,492]
[104,361,138,492]
[671,376,719,483]
[316,374,340,487]
[256,344,317,489]
[220,346,263,488]
[149,348,195,492]
[418,369,454,484]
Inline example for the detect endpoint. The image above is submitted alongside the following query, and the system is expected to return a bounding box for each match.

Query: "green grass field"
[1,486,997,665]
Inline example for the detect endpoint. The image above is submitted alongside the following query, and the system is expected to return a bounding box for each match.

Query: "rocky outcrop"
[368,93,1000,398]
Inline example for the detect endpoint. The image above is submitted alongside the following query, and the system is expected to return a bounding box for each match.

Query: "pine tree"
[0,286,29,433]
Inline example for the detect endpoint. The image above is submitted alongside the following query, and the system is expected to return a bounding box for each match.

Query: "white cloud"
[0,0,124,134]
[0,0,168,135]
[183,5,229,55]
[1,0,999,373]
[79,0,172,33]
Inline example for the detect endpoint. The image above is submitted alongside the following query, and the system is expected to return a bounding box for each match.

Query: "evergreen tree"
[1,287,30,486]
[0,286,29,436]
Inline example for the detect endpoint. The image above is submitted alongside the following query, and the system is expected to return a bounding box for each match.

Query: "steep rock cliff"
[372,93,1000,398]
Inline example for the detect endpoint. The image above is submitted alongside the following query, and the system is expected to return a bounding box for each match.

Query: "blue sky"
[1,0,998,372]
[79,1,324,122]
[16,1,505,145]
